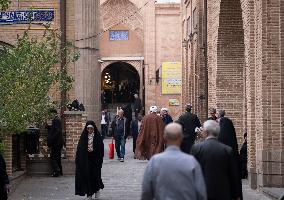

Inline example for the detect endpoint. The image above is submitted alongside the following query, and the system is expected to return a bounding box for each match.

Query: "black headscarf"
[75,121,104,196]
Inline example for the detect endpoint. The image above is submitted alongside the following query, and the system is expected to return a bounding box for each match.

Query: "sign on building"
[109,30,129,41]
[162,62,182,95]
[0,10,54,24]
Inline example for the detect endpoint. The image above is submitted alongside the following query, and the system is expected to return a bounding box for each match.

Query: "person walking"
[191,120,241,200]
[176,104,201,154]
[100,109,109,139]
[217,109,243,199]
[141,123,207,200]
[135,106,165,160]
[0,153,10,200]
[161,108,173,125]
[111,109,127,162]
[131,114,143,158]
[45,109,64,177]
[133,94,142,117]
[240,132,248,179]
[122,103,132,140]
[75,121,104,200]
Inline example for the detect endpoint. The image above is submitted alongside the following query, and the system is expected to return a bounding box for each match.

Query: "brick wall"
[183,0,284,189]
[64,111,87,161]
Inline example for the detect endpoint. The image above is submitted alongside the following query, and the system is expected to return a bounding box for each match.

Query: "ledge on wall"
[263,187,284,200]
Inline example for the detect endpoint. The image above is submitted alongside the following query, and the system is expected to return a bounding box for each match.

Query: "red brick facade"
[182,0,284,188]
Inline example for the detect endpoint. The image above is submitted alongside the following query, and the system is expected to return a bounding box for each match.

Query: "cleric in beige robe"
[135,106,165,160]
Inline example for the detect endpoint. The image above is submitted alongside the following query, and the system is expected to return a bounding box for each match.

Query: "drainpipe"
[60,0,67,131]
[204,0,208,118]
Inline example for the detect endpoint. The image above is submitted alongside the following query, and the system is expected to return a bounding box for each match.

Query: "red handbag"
[108,138,114,159]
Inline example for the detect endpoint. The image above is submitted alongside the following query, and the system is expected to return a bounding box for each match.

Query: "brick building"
[181,0,284,189]
[0,0,182,176]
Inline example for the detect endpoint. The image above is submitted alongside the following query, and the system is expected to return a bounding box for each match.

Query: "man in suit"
[191,120,240,200]
[176,104,201,154]
[141,123,207,200]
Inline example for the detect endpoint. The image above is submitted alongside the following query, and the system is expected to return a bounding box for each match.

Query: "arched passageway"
[101,62,140,109]
[216,0,246,142]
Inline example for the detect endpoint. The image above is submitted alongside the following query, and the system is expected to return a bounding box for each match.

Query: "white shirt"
[101,114,107,125]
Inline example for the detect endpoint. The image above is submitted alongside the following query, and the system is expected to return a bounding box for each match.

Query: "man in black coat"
[133,94,142,117]
[191,120,240,200]
[46,109,64,177]
[240,132,248,179]
[0,153,10,200]
[176,104,201,154]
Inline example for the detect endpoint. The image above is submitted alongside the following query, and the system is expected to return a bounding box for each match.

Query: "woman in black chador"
[75,121,104,199]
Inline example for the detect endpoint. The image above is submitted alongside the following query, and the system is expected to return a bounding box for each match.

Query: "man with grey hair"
[191,120,240,200]
[141,123,207,200]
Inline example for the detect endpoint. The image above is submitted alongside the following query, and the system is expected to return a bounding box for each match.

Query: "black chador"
[75,121,104,197]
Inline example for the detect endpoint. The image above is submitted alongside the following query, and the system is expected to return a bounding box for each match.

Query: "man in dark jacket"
[161,108,173,125]
[191,120,240,200]
[45,109,64,177]
[0,153,10,200]
[176,104,201,154]
[131,114,143,157]
[240,132,248,179]
[133,94,142,117]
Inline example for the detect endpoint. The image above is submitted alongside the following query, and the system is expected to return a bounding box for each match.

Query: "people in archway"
[176,104,201,154]
[208,107,217,120]
[75,121,104,199]
[131,114,143,158]
[161,108,173,125]
[134,94,142,117]
[135,106,165,160]
[217,109,243,200]
[111,109,127,162]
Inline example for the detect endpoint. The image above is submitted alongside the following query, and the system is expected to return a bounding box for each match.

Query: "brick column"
[64,111,87,161]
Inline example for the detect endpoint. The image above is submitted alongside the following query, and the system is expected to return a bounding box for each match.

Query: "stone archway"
[215,0,246,143]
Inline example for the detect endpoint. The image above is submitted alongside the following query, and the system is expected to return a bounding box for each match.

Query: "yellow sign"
[162,62,182,94]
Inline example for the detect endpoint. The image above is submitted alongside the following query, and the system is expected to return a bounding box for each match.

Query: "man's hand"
[127,136,132,140]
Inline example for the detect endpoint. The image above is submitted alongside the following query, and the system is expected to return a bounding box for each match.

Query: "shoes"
[51,172,59,177]
[95,191,100,199]
[120,158,124,162]
[59,171,63,176]
[117,158,121,161]
[87,195,92,200]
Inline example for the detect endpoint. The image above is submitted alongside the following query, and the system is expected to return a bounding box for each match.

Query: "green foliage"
[0,140,4,154]
[0,26,79,133]
[0,0,11,10]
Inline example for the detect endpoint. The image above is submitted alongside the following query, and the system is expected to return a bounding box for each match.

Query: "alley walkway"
[10,139,271,200]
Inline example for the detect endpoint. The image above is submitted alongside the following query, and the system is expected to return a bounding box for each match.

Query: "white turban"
[150,106,158,113]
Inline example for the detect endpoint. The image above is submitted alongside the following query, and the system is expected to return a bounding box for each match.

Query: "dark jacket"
[240,141,248,179]
[111,117,127,138]
[134,98,142,111]
[0,154,9,200]
[46,116,63,149]
[162,114,173,125]
[177,112,201,153]
[131,119,139,137]
[191,138,240,200]
[122,104,132,121]
[75,121,104,196]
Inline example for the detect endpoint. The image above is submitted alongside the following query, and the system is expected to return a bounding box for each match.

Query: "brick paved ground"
[10,139,271,200]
